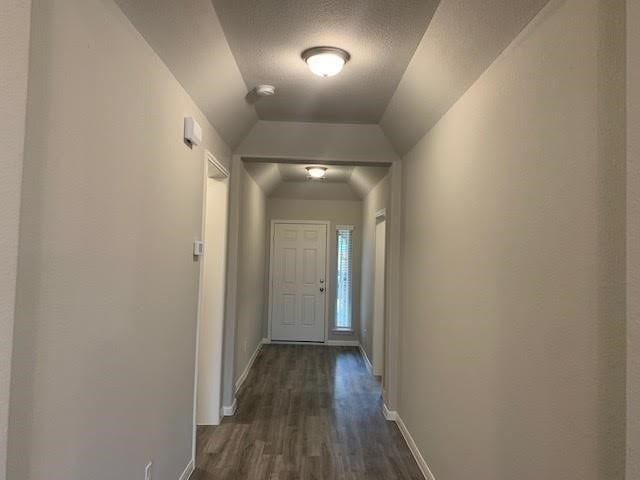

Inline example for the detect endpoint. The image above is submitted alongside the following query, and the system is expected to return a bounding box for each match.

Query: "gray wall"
[233,164,267,382]
[0,1,31,478]
[7,0,230,478]
[628,0,640,477]
[360,176,390,359]
[398,0,626,479]
[266,198,363,342]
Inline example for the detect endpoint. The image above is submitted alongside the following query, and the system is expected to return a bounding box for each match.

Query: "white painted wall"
[372,219,386,376]
[398,0,625,478]
[233,164,267,385]
[7,1,230,478]
[628,1,640,478]
[236,121,400,164]
[266,198,363,342]
[360,176,390,359]
[113,0,258,148]
[0,1,31,478]
[196,176,229,426]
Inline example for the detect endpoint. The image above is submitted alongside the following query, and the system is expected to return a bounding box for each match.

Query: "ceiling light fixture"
[255,84,276,96]
[302,47,350,78]
[306,166,327,179]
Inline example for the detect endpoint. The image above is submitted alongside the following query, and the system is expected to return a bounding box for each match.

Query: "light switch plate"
[193,240,204,256]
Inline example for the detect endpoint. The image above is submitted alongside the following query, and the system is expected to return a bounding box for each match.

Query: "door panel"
[271,223,327,342]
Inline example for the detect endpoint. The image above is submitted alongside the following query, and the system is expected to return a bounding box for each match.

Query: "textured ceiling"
[115,0,551,154]
[244,161,388,200]
[212,0,440,124]
[380,0,551,154]
[113,0,257,148]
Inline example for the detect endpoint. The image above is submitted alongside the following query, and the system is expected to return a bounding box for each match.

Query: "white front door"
[271,223,327,342]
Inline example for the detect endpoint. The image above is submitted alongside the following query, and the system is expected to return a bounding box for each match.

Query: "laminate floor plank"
[192,345,423,480]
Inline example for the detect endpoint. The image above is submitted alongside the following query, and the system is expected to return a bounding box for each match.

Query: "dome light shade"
[306,166,327,179]
[302,47,350,78]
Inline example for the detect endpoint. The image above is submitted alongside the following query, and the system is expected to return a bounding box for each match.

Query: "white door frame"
[267,220,331,343]
[191,151,230,462]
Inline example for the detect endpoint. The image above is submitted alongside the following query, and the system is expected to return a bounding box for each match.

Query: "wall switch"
[145,462,152,480]
[193,240,204,256]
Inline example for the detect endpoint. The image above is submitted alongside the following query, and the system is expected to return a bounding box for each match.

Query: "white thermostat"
[193,240,205,256]
[184,117,202,146]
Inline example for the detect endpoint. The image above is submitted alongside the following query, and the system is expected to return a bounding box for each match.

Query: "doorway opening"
[193,151,230,437]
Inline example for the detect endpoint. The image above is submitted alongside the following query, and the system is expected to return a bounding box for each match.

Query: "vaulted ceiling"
[212,0,439,124]
[115,0,550,154]
[243,161,390,200]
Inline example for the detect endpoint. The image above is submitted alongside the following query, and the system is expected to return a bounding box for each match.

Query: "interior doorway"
[269,221,329,342]
[372,210,386,377]
[194,152,230,430]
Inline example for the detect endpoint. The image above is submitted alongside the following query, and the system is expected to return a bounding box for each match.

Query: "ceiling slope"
[212,0,440,124]
[380,0,551,155]
[114,0,258,148]
[244,161,388,200]
[237,121,399,164]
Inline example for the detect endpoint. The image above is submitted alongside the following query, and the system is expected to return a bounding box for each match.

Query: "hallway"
[3,0,636,479]
[193,345,422,480]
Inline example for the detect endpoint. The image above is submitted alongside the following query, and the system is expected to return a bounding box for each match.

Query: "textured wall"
[266,198,363,342]
[7,0,230,478]
[0,1,31,478]
[233,166,267,382]
[398,0,625,478]
[628,0,640,477]
[360,176,389,359]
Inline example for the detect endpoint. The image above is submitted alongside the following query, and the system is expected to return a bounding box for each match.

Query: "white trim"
[205,150,230,178]
[382,403,398,421]
[331,328,355,335]
[359,344,373,374]
[268,220,331,343]
[221,397,237,417]
[326,339,360,347]
[336,224,355,231]
[178,459,195,480]
[375,208,387,220]
[382,401,436,480]
[234,339,264,392]
[394,415,436,480]
[267,340,359,347]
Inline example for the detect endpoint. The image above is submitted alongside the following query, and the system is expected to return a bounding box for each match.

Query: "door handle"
[320,287,325,293]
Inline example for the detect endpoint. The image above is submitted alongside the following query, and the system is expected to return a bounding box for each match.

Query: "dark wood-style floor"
[191,344,423,480]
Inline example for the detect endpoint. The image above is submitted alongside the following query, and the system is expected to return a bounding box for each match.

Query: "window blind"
[335,227,354,330]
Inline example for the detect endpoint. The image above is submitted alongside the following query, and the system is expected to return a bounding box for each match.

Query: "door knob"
[320,287,325,292]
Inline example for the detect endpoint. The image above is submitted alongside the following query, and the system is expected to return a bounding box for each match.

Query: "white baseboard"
[387,411,436,480]
[178,459,195,480]
[234,339,264,392]
[326,339,360,346]
[221,397,237,416]
[359,344,373,373]
[266,339,360,347]
[382,402,398,421]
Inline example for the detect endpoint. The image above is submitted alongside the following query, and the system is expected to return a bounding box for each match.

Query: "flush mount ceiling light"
[306,166,328,179]
[302,47,350,78]
[254,84,276,96]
